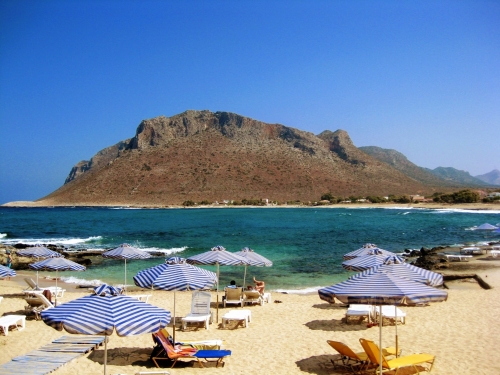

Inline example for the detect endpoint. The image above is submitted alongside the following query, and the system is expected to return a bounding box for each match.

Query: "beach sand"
[1,260,500,375]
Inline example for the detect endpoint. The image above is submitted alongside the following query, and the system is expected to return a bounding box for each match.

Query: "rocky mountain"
[475,169,500,186]
[358,146,462,187]
[39,110,469,206]
[425,167,490,187]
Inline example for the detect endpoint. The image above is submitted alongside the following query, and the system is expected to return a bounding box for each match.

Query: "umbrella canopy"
[134,256,216,343]
[0,264,16,278]
[233,247,273,287]
[318,272,447,305]
[342,254,405,272]
[474,223,499,230]
[187,245,248,322]
[318,272,447,374]
[41,284,171,375]
[133,257,217,291]
[102,244,151,293]
[17,245,62,285]
[17,246,62,258]
[343,244,395,260]
[350,261,444,287]
[30,257,86,305]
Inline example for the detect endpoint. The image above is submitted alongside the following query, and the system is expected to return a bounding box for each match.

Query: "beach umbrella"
[318,272,447,373]
[17,246,62,285]
[233,247,273,287]
[474,223,498,230]
[342,253,405,272]
[350,260,444,287]
[133,256,216,343]
[102,244,151,294]
[41,284,171,375]
[29,257,86,305]
[187,245,248,322]
[343,244,396,260]
[0,264,16,278]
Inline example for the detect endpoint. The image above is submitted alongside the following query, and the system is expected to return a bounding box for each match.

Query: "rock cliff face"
[41,110,451,206]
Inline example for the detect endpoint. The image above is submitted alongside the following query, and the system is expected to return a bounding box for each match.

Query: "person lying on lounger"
[253,277,265,294]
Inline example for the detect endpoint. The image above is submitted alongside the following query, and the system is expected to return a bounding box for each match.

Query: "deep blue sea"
[1,206,499,292]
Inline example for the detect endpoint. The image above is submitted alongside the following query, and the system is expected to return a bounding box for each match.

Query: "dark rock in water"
[69,258,92,266]
[14,243,29,249]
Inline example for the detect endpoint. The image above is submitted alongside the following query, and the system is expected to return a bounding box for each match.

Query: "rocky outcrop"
[65,140,130,184]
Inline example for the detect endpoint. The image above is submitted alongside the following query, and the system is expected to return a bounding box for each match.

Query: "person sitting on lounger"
[253,277,265,294]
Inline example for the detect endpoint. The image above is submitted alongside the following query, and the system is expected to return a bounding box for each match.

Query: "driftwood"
[443,274,492,290]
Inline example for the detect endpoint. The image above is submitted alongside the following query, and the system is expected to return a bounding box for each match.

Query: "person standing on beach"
[5,250,13,280]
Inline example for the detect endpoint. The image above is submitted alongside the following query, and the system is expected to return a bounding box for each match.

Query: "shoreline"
[3,200,500,211]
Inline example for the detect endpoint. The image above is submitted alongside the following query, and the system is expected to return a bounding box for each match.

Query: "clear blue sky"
[1,0,499,204]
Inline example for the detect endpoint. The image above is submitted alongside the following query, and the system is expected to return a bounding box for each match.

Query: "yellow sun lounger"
[327,340,399,374]
[359,338,435,374]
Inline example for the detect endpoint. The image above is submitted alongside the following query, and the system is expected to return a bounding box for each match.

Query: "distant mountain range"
[34,110,498,206]
[474,169,500,186]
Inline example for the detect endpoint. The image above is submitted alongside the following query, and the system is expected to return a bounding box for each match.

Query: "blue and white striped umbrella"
[0,264,16,278]
[41,284,170,375]
[134,257,216,343]
[233,247,273,287]
[103,244,151,293]
[30,257,86,305]
[350,262,444,287]
[343,244,395,260]
[187,246,248,322]
[342,254,405,272]
[17,246,62,284]
[318,272,447,305]
[17,246,62,258]
[318,271,447,373]
[133,257,217,291]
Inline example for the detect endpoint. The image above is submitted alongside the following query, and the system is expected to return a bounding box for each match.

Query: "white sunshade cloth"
[350,262,444,287]
[0,264,16,278]
[342,254,405,272]
[41,284,171,375]
[343,245,395,260]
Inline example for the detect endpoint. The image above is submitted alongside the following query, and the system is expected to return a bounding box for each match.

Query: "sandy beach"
[1,255,500,375]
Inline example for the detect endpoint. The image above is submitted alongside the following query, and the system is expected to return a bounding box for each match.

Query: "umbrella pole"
[243,265,247,289]
[379,304,383,375]
[216,263,219,323]
[173,291,176,345]
[55,270,58,306]
[395,305,398,358]
[104,337,107,375]
[124,259,127,294]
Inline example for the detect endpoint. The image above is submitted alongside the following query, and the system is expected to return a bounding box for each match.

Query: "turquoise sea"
[1,206,499,292]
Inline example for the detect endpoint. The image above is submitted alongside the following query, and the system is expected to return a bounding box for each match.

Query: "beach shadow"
[311,303,346,310]
[296,354,350,375]
[88,347,152,367]
[305,319,371,332]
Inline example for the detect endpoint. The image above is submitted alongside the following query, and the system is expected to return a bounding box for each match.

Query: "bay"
[1,206,499,292]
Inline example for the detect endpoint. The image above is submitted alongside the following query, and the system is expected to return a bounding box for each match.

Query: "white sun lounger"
[221,309,252,328]
[374,305,406,324]
[0,315,26,336]
[181,291,212,330]
[345,304,374,323]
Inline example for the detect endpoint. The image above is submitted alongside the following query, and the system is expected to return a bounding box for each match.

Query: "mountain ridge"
[38,110,487,206]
